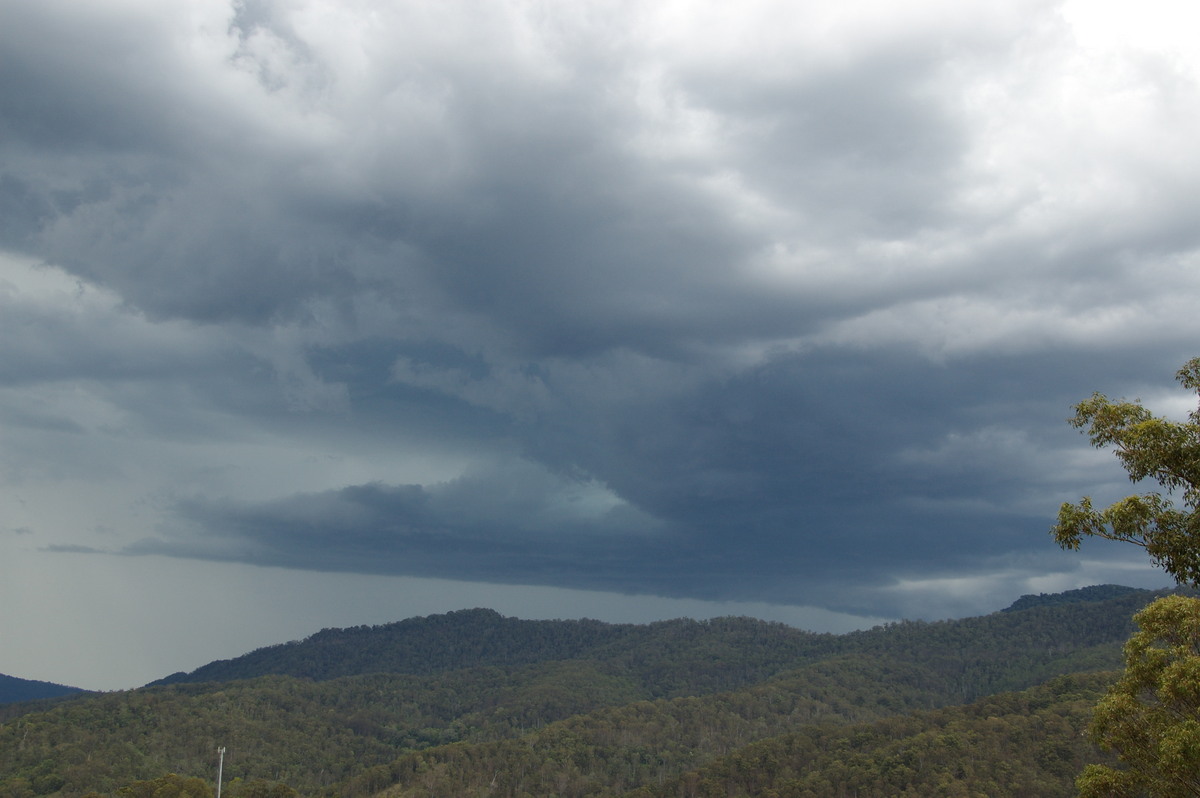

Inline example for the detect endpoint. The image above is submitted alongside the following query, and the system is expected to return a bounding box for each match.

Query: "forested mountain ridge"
[148,609,837,688]
[150,609,661,684]
[0,586,1176,797]
[1001,583,1149,612]
[152,586,1157,694]
[0,674,86,705]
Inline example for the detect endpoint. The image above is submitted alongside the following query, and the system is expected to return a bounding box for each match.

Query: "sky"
[2,0,1198,692]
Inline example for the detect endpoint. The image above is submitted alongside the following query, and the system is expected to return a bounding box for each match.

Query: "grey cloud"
[0,175,57,249]
[42,544,106,554]
[139,463,671,590]
[2,0,1198,624]
[150,345,1176,614]
[0,0,970,348]
[682,51,968,238]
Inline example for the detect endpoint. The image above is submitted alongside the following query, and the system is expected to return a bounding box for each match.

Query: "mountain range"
[0,585,1165,797]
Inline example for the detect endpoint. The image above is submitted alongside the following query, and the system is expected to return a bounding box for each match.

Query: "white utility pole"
[216,746,226,798]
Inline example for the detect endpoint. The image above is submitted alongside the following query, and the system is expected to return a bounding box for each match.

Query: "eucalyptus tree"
[1053,357,1200,797]
[1053,357,1200,582]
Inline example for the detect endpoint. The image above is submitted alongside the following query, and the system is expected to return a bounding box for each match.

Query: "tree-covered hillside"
[627,673,1115,798]
[0,587,1173,797]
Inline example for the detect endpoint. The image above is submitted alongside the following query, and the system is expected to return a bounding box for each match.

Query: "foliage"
[224,779,298,798]
[358,654,943,798]
[73,775,296,798]
[1052,357,1200,585]
[115,773,212,798]
[630,673,1114,798]
[1076,595,1200,798]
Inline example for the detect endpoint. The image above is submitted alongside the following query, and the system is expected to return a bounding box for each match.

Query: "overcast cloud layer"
[3,0,1199,689]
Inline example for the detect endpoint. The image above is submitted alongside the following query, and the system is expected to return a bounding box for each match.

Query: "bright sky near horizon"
[1,0,1195,691]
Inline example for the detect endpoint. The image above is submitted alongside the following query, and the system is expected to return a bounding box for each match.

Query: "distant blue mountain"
[0,673,86,704]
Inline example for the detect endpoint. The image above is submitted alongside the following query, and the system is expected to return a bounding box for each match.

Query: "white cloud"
[879,555,1173,619]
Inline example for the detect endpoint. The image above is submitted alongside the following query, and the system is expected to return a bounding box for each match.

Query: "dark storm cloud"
[134,463,671,589]
[133,345,1182,614]
[0,0,967,343]
[4,0,1199,621]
